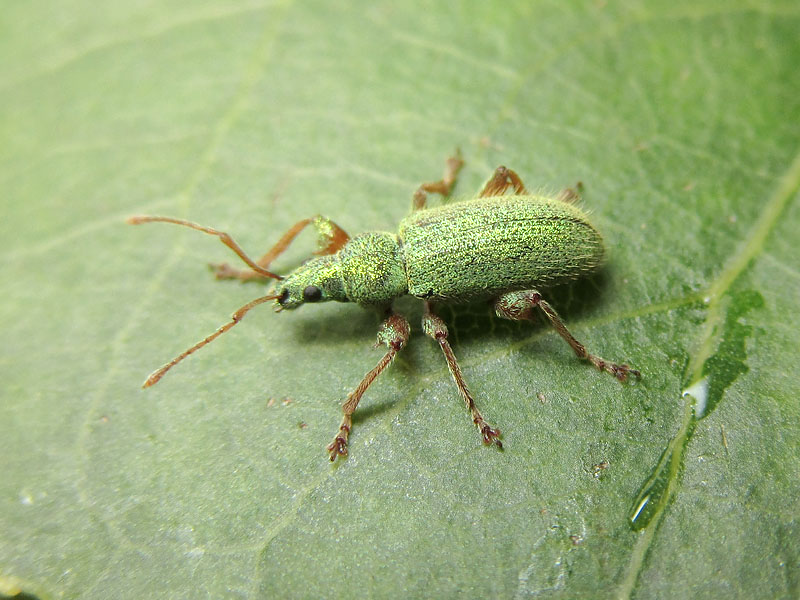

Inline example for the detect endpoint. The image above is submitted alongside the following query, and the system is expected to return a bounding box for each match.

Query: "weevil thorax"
[276,231,407,310]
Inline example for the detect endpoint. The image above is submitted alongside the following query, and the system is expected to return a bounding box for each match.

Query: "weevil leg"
[556,181,584,204]
[478,166,529,197]
[212,215,350,281]
[422,302,502,449]
[327,311,411,462]
[494,290,641,381]
[412,152,464,211]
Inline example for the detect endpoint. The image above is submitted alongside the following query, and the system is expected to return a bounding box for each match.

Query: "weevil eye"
[278,289,291,306]
[303,285,323,302]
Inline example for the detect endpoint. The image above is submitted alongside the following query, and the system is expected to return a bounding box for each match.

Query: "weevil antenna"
[127,215,283,280]
[142,294,279,388]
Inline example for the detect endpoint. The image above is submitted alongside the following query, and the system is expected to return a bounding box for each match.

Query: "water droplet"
[682,377,709,418]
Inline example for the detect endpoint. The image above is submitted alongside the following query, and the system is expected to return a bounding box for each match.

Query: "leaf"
[2,1,799,598]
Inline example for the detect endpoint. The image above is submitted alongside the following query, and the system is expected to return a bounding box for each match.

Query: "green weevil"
[128,156,639,461]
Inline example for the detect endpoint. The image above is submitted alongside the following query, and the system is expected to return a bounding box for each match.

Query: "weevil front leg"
[327,312,411,461]
[212,215,350,281]
[422,302,502,449]
[494,290,640,381]
[412,152,464,211]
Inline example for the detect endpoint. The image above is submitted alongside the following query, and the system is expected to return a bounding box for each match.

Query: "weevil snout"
[275,283,324,310]
[273,253,348,309]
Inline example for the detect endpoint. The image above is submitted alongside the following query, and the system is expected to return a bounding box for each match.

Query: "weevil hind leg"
[327,311,411,462]
[478,166,529,197]
[494,290,640,381]
[412,152,464,211]
[422,302,502,449]
[212,215,350,282]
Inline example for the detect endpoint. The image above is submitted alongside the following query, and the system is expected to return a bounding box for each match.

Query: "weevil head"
[275,254,347,310]
[275,232,408,310]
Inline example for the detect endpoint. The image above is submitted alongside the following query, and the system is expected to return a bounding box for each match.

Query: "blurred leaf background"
[1,1,798,598]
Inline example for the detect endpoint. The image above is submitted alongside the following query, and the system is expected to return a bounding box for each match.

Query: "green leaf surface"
[2,1,799,598]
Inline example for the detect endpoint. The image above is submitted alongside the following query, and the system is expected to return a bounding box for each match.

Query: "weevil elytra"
[128,156,639,461]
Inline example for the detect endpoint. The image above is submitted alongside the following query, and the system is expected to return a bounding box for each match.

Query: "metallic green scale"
[399,195,604,302]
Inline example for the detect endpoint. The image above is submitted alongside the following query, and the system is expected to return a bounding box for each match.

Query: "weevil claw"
[480,424,503,449]
[327,436,349,462]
